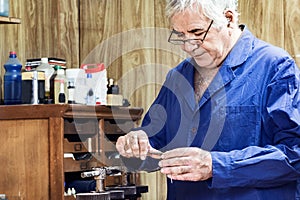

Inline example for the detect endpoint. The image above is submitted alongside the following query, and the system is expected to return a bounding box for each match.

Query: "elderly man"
[116,0,300,199]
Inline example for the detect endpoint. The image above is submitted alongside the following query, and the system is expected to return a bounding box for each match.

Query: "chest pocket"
[213,105,260,152]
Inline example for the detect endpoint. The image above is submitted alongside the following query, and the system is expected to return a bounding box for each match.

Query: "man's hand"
[116,130,161,160]
[158,147,212,181]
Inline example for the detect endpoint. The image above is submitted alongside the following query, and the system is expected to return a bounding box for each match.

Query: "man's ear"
[224,9,237,24]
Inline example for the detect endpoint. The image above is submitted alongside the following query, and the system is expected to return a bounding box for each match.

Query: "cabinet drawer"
[64,119,98,135]
[104,120,134,135]
[64,138,89,153]
[64,119,99,142]
[64,157,104,172]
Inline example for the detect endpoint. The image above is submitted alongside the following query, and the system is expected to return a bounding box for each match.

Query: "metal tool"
[81,167,107,192]
[81,166,124,193]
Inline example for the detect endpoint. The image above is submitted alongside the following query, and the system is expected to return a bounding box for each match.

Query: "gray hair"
[166,0,239,28]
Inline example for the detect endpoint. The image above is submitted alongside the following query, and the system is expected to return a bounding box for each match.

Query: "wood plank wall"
[0,0,299,199]
[238,0,300,65]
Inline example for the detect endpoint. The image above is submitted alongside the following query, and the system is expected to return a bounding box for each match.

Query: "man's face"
[170,9,230,68]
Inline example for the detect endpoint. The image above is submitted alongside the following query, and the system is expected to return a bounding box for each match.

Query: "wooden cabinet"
[0,104,143,200]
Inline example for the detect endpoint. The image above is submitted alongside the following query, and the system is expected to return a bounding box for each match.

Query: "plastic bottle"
[58,81,66,104]
[3,51,22,105]
[107,78,119,94]
[31,70,38,104]
[67,81,75,104]
[107,78,123,106]
[54,69,66,104]
[36,57,54,103]
[49,65,62,101]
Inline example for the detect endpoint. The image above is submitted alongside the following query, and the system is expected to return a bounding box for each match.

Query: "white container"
[36,58,54,99]
[54,69,66,104]
[80,63,107,105]
[0,0,9,17]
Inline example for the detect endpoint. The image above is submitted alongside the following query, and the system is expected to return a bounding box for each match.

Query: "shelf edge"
[0,16,21,24]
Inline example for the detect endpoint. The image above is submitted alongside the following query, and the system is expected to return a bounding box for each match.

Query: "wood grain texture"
[57,0,80,68]
[119,0,156,112]
[49,117,65,200]
[239,0,285,47]
[22,0,59,58]
[284,0,300,66]
[0,119,49,199]
[239,0,299,66]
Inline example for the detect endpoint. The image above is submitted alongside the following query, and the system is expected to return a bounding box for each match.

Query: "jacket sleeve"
[210,58,300,189]
[127,69,177,172]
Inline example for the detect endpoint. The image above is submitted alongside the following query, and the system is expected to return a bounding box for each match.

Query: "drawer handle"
[80,162,88,170]
[74,144,82,151]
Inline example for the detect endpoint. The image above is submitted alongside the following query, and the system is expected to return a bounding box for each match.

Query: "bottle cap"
[109,78,114,86]
[9,51,17,58]
[41,57,48,63]
[54,65,62,70]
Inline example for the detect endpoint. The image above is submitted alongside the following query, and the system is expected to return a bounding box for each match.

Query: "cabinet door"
[0,119,49,199]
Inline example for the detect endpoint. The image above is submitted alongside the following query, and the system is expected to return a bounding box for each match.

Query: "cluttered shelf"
[0,16,21,24]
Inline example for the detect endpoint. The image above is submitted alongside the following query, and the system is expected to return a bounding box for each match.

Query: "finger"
[138,135,150,160]
[162,147,193,159]
[130,134,140,157]
[160,165,192,176]
[159,156,191,168]
[116,136,127,156]
[147,148,163,159]
[167,173,200,182]
[117,136,135,158]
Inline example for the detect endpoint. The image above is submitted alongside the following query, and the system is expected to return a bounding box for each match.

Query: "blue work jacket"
[139,26,300,199]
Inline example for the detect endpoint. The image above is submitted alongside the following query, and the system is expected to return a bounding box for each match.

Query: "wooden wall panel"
[284,0,300,66]
[239,0,299,66]
[17,0,60,59]
[238,0,285,47]
[79,0,121,66]
[119,0,156,111]
[57,0,80,68]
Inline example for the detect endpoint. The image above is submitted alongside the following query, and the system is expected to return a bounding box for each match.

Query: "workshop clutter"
[3,54,127,106]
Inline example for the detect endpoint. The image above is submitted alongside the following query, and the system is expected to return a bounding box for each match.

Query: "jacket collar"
[222,25,254,68]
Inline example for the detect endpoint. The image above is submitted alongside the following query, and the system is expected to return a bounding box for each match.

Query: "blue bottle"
[4,51,22,105]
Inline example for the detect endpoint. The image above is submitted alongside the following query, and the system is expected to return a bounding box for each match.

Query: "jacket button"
[191,127,197,133]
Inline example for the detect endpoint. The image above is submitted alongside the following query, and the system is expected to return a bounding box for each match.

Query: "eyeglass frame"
[168,20,214,45]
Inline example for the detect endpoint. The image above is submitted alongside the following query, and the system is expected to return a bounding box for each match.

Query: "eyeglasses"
[168,20,214,45]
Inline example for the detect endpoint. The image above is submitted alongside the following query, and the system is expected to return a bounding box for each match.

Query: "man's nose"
[181,42,198,53]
